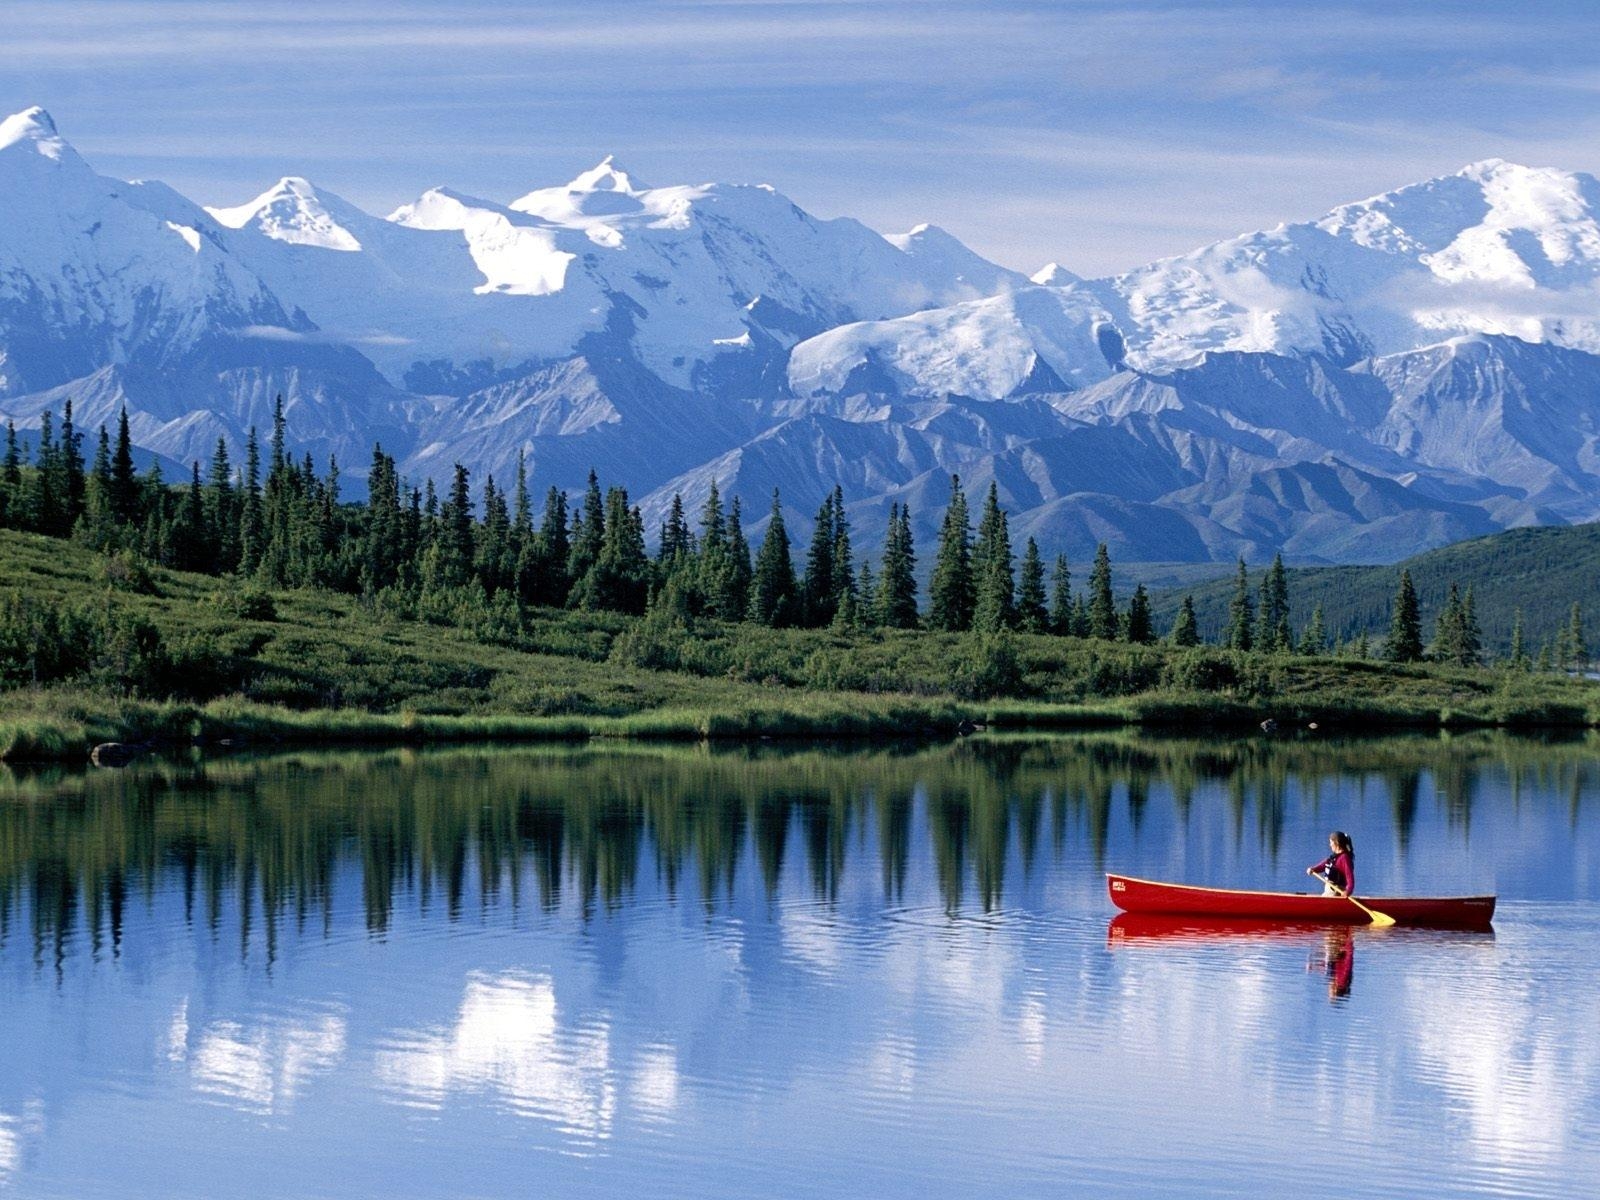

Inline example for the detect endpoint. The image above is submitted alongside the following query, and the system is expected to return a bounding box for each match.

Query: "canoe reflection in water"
[1107,915,1497,1003]
[1314,928,1355,1000]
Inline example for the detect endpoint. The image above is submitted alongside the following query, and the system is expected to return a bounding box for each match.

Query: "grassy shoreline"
[4,527,1600,763]
[4,680,1596,764]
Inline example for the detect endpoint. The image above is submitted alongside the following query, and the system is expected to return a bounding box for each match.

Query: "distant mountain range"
[4,104,1600,564]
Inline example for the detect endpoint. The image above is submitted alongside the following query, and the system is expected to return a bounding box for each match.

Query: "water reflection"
[0,734,1596,1199]
[0,734,1595,963]
[168,1002,348,1114]
[376,973,622,1139]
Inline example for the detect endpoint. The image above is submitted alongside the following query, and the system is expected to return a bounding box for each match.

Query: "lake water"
[1,734,1597,1198]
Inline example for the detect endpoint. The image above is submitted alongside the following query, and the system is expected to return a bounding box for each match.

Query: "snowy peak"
[566,156,646,194]
[1316,158,1600,283]
[208,176,364,252]
[1031,262,1080,287]
[0,106,63,156]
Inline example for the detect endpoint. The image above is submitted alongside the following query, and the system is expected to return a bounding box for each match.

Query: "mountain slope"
[5,106,1600,566]
[1152,522,1600,652]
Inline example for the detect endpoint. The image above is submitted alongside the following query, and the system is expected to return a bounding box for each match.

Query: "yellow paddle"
[1327,880,1396,927]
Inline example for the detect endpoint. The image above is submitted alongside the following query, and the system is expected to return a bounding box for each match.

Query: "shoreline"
[4,687,1596,765]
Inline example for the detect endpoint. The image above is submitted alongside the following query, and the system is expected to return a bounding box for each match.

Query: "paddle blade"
[1367,909,1397,928]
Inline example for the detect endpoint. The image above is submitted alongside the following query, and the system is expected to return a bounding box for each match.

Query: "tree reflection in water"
[0,732,1591,969]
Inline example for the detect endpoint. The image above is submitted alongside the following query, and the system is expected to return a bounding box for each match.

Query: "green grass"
[4,526,1600,761]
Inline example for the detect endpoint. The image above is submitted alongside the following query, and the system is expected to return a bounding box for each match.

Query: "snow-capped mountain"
[4,105,1600,564]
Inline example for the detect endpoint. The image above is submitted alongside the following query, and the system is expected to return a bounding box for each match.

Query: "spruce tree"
[1124,584,1154,644]
[581,488,650,613]
[240,427,264,574]
[0,421,20,528]
[1433,583,1465,664]
[718,496,753,620]
[1016,537,1047,633]
[30,412,59,536]
[855,560,877,630]
[59,399,85,531]
[1087,543,1117,640]
[108,409,138,524]
[1568,602,1588,668]
[927,476,974,631]
[439,463,475,586]
[659,493,693,563]
[1387,569,1423,663]
[829,486,855,613]
[971,484,1014,633]
[1299,605,1327,656]
[1256,553,1290,652]
[1169,595,1201,647]
[1509,607,1528,669]
[749,490,797,626]
[1048,554,1071,635]
[876,502,919,629]
[1225,558,1254,652]
[568,470,605,585]
[801,492,839,626]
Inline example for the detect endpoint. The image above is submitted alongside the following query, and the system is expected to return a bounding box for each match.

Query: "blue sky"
[6,0,1600,275]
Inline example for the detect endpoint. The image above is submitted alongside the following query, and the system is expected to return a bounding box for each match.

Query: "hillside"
[1152,523,1600,653]
[4,527,1600,761]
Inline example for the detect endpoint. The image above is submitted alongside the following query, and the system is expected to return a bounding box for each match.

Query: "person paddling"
[1307,831,1355,897]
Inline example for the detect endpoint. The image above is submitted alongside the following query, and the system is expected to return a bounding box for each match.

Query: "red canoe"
[1107,873,1495,929]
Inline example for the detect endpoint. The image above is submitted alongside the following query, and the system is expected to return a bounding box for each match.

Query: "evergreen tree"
[579,487,650,613]
[1459,585,1483,667]
[717,496,753,620]
[526,486,571,607]
[0,420,20,528]
[801,491,839,626]
[1387,569,1424,663]
[511,452,533,543]
[699,481,727,554]
[1087,543,1117,640]
[206,437,237,570]
[1256,553,1291,652]
[829,486,855,613]
[659,493,693,563]
[1016,537,1047,633]
[927,476,974,631]
[1509,607,1528,669]
[1225,558,1254,652]
[567,470,605,585]
[971,483,1015,633]
[854,560,877,629]
[1169,595,1201,647]
[1433,582,1465,664]
[1568,602,1588,668]
[1048,554,1071,636]
[58,399,85,531]
[749,490,797,626]
[477,474,512,594]
[31,412,58,536]
[876,502,919,629]
[239,427,264,574]
[78,425,117,549]
[1125,584,1154,644]
[438,463,475,586]
[1298,605,1327,656]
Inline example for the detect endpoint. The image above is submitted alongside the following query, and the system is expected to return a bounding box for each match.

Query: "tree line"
[0,401,1583,668]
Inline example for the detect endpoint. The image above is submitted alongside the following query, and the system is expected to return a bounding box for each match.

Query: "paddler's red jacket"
[1312,851,1355,893]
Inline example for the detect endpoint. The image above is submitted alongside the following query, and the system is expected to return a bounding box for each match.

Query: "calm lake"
[1,734,1596,1198]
